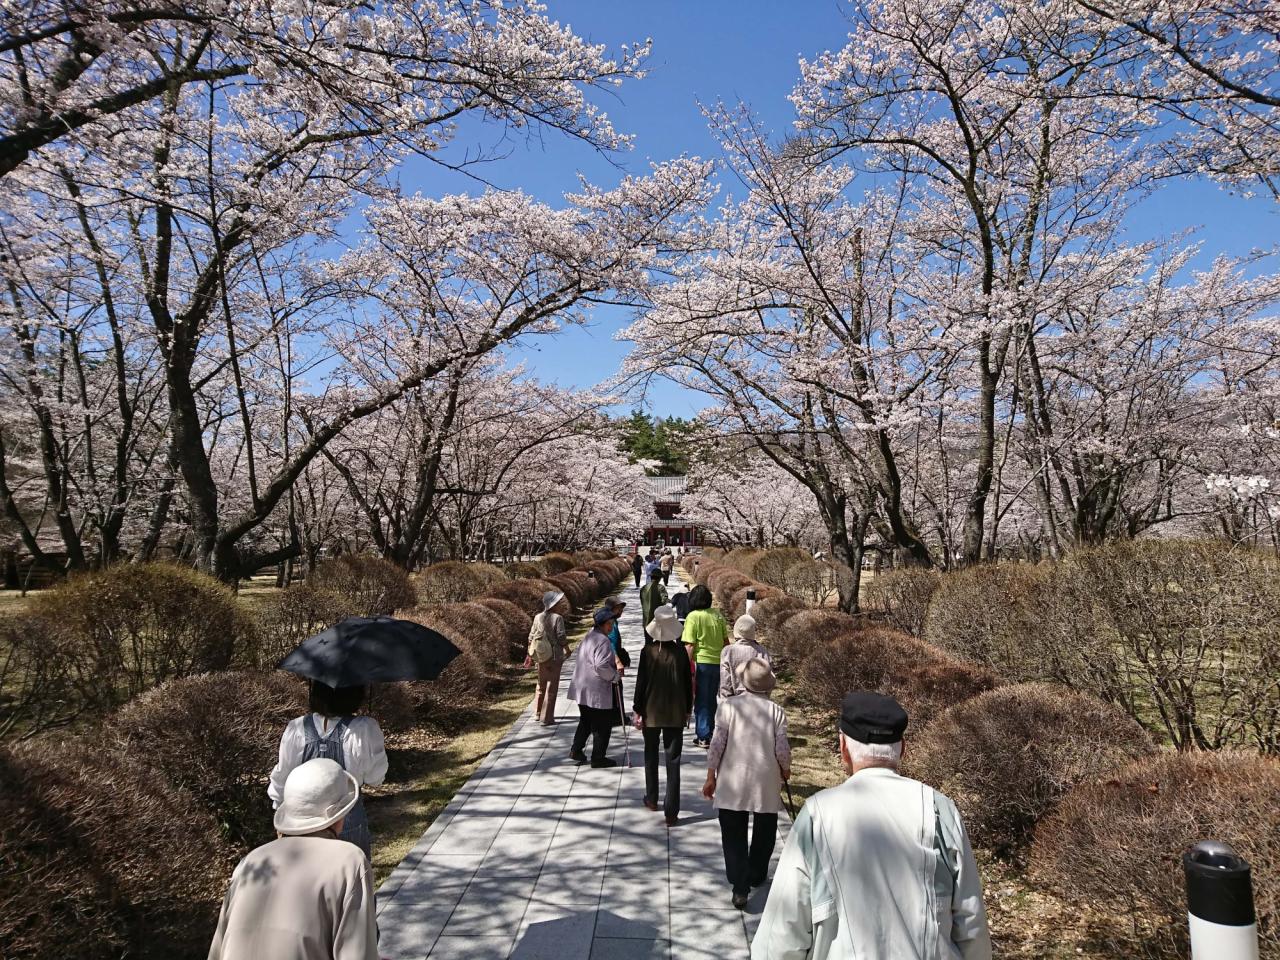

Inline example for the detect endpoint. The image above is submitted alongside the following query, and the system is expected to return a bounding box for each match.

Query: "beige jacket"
[707,692,790,813]
[208,835,377,960]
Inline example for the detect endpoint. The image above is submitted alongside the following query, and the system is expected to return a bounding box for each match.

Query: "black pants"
[572,705,614,762]
[661,570,671,585]
[718,810,778,895]
[642,726,682,815]
[633,571,641,587]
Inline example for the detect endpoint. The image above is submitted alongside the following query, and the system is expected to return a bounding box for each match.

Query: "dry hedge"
[1031,750,1280,958]
[540,552,579,576]
[114,671,306,847]
[473,597,532,653]
[415,561,489,605]
[749,595,809,644]
[751,547,812,591]
[777,609,860,661]
[864,567,942,636]
[0,739,235,960]
[546,573,589,610]
[481,578,560,616]
[27,563,255,715]
[405,602,514,666]
[707,568,753,610]
[728,583,785,621]
[308,554,416,616]
[504,561,545,580]
[905,683,1155,857]
[799,628,999,730]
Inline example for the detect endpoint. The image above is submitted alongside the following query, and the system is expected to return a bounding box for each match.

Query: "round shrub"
[540,552,578,576]
[707,569,753,610]
[694,558,722,587]
[309,554,416,616]
[0,738,234,960]
[403,602,513,666]
[864,567,941,637]
[784,560,854,608]
[751,546,812,590]
[114,671,306,847]
[799,628,999,730]
[472,598,532,654]
[546,573,589,611]
[721,547,764,577]
[584,561,619,592]
[750,595,809,643]
[29,563,254,714]
[415,561,488,605]
[504,561,545,580]
[728,583,785,621]
[777,608,860,661]
[922,563,1049,680]
[1031,750,1280,958]
[905,683,1155,856]
[254,579,340,668]
[482,578,561,616]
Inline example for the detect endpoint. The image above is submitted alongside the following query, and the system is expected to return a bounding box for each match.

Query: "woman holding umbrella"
[267,682,388,860]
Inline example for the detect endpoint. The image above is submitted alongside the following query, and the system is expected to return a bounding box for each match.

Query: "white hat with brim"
[542,590,566,611]
[646,604,683,644]
[739,657,776,695]
[274,758,360,836]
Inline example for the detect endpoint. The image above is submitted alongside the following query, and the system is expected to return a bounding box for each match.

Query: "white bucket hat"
[274,758,360,836]
[646,604,683,644]
[542,590,566,611]
[739,657,776,696]
[733,614,757,642]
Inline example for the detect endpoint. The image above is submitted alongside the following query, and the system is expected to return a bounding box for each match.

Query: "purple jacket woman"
[567,610,622,768]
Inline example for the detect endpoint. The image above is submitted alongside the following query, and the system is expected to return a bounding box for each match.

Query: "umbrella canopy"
[278,616,460,688]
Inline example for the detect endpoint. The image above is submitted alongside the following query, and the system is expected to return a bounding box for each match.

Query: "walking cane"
[615,681,632,768]
[783,781,797,820]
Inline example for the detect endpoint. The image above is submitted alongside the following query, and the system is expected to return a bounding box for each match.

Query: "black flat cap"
[840,691,908,743]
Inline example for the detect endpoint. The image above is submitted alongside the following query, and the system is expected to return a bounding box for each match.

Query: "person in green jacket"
[639,566,668,643]
[682,584,728,747]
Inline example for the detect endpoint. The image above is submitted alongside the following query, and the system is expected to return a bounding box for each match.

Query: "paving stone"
[588,937,670,960]
[670,908,751,959]
[428,935,516,959]
[510,903,596,960]
[441,877,538,937]
[378,894,463,959]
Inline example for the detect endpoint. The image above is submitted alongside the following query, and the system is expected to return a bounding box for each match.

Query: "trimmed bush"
[721,547,764,577]
[728,583,785,621]
[482,577,561,616]
[752,546,812,590]
[784,559,854,607]
[776,608,860,661]
[905,683,1154,856]
[415,561,488,605]
[707,568,752,610]
[473,597,532,654]
[864,567,941,636]
[308,554,416,616]
[540,552,578,576]
[0,739,234,960]
[546,573,589,611]
[1031,750,1280,957]
[922,563,1051,681]
[750,595,809,644]
[403,602,513,666]
[799,629,999,730]
[27,563,255,715]
[114,671,305,846]
[504,561,545,580]
[694,558,721,587]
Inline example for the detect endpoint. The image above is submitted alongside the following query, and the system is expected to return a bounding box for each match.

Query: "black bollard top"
[1184,841,1255,927]
[746,589,757,601]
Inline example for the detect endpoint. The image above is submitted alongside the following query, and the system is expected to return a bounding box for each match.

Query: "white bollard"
[1185,841,1258,960]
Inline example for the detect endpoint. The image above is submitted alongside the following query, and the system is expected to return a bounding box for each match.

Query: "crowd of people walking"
[205,548,992,960]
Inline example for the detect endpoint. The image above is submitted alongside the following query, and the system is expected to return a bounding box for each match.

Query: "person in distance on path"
[639,564,668,644]
[527,589,569,725]
[632,604,693,826]
[751,691,992,960]
[702,658,790,910]
[659,550,674,585]
[210,758,377,960]
[632,551,644,588]
[719,614,772,699]
[567,606,623,768]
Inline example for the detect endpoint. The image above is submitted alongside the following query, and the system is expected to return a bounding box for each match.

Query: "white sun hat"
[646,604,683,644]
[274,758,360,836]
[542,590,566,611]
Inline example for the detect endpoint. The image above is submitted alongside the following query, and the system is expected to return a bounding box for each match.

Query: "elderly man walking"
[209,758,377,960]
[751,691,992,960]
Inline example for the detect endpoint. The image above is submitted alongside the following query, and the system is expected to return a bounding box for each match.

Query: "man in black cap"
[751,691,991,960]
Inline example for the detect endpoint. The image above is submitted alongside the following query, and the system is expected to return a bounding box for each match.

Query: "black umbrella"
[278,616,460,688]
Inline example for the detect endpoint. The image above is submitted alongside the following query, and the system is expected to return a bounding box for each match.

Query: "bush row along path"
[375,569,789,959]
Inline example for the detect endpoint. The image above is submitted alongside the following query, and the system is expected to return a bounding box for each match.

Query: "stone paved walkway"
[376,568,787,959]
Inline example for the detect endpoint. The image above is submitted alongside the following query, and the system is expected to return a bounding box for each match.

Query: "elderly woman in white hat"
[702,658,791,910]
[632,603,693,825]
[719,614,772,699]
[528,589,568,725]
[210,758,377,960]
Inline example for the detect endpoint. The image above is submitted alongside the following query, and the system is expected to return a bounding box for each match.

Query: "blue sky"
[394,1,1277,418]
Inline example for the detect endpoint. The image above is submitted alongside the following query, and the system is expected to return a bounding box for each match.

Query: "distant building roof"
[649,476,686,501]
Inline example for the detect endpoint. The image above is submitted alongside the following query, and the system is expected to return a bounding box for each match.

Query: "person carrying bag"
[528,590,568,725]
